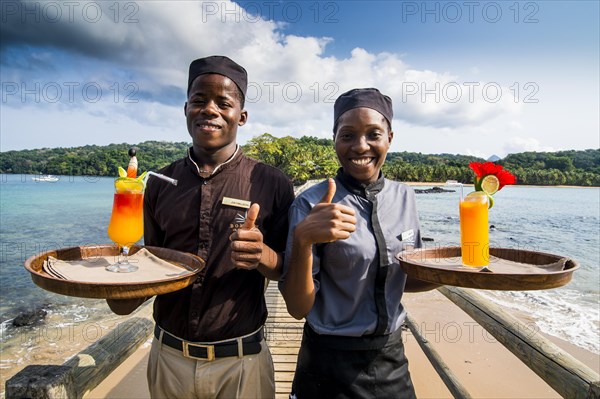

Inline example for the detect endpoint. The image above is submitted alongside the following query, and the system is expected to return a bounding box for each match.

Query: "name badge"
[400,229,414,241]
[222,196,251,209]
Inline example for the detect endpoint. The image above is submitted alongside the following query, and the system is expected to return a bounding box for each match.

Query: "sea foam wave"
[482,289,600,354]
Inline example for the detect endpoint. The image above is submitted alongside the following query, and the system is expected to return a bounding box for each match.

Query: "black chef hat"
[333,88,393,133]
[187,55,248,98]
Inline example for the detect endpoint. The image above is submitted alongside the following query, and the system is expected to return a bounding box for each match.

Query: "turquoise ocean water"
[0,174,598,384]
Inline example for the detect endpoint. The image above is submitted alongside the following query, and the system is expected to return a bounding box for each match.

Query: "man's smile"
[196,122,221,132]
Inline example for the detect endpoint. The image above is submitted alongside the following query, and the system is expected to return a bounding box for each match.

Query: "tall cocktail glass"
[106,178,144,273]
[459,192,489,267]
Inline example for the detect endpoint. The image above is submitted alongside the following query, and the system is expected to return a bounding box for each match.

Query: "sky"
[1,0,599,158]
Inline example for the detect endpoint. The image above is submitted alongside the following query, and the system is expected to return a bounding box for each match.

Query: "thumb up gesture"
[298,178,357,245]
[242,203,259,230]
[320,177,337,204]
[230,203,264,270]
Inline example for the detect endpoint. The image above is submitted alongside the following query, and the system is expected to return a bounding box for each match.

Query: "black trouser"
[291,325,416,399]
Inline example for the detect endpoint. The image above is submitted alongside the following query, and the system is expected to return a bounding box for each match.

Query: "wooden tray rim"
[24,245,205,298]
[395,246,579,290]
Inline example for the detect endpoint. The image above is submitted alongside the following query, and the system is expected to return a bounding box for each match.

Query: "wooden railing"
[434,287,600,399]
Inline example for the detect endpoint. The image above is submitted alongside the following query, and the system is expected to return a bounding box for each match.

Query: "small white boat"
[445,180,462,186]
[32,175,59,182]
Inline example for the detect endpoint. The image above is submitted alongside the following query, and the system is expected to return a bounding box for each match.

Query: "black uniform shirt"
[144,147,294,341]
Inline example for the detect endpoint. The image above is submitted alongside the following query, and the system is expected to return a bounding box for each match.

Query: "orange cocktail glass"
[459,192,489,267]
[106,178,144,273]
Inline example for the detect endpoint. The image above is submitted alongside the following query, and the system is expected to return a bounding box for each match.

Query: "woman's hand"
[296,179,357,246]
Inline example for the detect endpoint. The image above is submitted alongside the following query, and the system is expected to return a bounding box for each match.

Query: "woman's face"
[334,107,393,184]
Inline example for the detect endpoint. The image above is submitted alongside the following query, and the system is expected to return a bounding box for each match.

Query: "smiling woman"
[332,88,394,184]
[334,108,392,184]
[279,87,439,398]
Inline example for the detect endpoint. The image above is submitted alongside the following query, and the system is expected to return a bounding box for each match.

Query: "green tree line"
[0,141,190,177]
[1,134,598,186]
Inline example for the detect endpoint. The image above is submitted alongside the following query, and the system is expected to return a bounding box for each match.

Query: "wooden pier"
[6,285,600,398]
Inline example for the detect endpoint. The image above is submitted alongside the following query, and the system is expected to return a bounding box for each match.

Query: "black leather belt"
[154,325,263,361]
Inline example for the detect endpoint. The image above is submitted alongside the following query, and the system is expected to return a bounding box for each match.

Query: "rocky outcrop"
[414,186,455,194]
[12,308,48,327]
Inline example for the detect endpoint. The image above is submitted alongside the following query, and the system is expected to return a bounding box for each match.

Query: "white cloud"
[1,0,594,156]
[503,137,556,155]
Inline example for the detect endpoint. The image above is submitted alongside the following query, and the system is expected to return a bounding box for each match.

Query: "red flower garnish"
[495,169,517,189]
[469,161,517,190]
[469,161,502,178]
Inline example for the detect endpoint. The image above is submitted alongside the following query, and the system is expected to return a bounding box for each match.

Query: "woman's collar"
[335,167,385,198]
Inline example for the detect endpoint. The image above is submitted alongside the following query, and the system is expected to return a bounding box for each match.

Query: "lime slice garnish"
[465,191,493,209]
[481,175,500,195]
[465,191,488,202]
[118,166,127,178]
[136,171,148,182]
[115,177,145,193]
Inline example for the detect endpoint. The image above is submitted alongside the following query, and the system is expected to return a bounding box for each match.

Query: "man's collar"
[186,145,242,177]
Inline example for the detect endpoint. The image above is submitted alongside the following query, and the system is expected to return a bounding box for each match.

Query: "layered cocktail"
[106,149,146,273]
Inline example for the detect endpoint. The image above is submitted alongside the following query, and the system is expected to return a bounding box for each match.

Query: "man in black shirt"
[108,56,295,398]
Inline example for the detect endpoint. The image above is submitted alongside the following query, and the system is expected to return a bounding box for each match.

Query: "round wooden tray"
[25,245,205,299]
[396,247,579,290]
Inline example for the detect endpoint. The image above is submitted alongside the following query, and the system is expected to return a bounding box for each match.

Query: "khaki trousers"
[147,337,275,399]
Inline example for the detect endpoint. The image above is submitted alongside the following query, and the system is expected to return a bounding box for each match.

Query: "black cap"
[187,55,248,97]
[333,88,393,133]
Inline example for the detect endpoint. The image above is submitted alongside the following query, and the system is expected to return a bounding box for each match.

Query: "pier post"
[5,312,153,399]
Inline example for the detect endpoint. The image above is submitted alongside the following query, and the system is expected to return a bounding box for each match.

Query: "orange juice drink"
[459,192,489,267]
[107,191,143,247]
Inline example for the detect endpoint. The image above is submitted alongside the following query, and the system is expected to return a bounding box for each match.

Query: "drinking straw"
[146,171,178,186]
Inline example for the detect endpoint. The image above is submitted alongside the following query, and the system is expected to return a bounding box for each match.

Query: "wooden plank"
[273,363,298,372]
[272,354,302,363]
[266,320,303,326]
[265,286,301,398]
[275,381,292,395]
[439,286,600,399]
[269,347,301,355]
[275,372,296,382]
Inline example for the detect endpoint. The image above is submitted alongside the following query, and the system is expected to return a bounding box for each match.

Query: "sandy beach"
[83,290,599,399]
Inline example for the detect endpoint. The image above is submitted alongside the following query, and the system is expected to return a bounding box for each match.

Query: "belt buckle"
[182,341,215,361]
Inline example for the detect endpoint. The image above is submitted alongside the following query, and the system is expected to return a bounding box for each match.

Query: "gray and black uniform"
[280,168,422,399]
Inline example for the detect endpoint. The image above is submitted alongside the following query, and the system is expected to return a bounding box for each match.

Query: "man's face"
[334,107,393,184]
[184,74,247,151]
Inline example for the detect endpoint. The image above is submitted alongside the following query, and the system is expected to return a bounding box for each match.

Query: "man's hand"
[230,203,263,270]
[296,179,357,246]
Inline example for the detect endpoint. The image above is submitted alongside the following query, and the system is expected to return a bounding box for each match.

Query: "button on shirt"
[280,170,422,337]
[145,148,295,341]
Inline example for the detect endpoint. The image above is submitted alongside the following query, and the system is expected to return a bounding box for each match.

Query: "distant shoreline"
[402,181,600,189]
[1,173,598,189]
